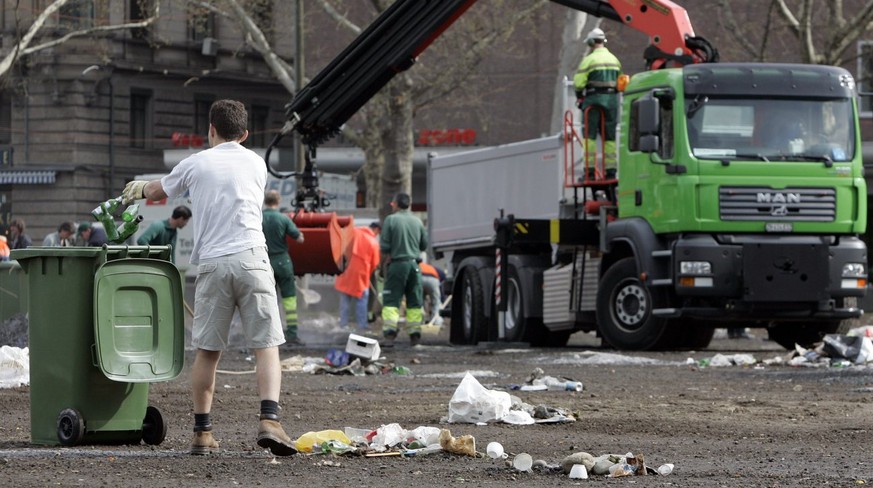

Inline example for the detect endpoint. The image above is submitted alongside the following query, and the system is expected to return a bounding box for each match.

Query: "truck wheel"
[596,257,669,350]
[451,269,486,345]
[671,320,715,350]
[767,321,839,350]
[498,265,526,343]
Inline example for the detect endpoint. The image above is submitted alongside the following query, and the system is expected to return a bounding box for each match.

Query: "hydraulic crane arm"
[276,0,717,155]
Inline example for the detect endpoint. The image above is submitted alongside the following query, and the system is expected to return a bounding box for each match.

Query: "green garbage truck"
[261,0,867,350]
[430,64,867,350]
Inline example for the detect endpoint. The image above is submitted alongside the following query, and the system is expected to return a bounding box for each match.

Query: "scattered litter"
[439,429,476,457]
[447,372,511,424]
[568,464,588,479]
[345,333,381,361]
[418,370,501,379]
[295,430,352,453]
[445,372,576,425]
[0,345,28,388]
[486,442,505,459]
[821,334,873,364]
[847,325,873,338]
[324,348,350,367]
[514,368,583,392]
[547,350,678,366]
[512,452,533,472]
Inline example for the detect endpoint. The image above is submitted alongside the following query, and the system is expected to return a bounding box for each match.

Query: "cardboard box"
[345,333,381,360]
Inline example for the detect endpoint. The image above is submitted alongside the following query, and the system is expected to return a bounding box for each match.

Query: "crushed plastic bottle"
[320,439,355,455]
[608,462,636,477]
[295,430,352,453]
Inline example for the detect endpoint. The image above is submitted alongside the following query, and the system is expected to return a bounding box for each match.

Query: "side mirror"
[638,97,660,135]
[639,134,660,153]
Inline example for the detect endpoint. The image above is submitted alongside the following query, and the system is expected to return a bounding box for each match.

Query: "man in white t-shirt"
[121,99,296,457]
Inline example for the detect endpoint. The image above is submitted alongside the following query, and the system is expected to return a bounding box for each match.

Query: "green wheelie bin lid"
[93,258,184,382]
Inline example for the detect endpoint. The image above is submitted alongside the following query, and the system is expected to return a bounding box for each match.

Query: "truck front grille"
[719,187,835,222]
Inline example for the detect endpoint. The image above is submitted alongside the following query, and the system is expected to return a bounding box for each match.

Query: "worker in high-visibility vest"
[574,27,622,179]
[380,193,428,347]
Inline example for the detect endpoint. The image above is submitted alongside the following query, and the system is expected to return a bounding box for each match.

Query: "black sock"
[260,400,279,420]
[193,413,212,432]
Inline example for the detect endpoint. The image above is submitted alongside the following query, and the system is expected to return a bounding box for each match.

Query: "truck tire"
[497,265,526,343]
[596,257,670,350]
[450,268,486,345]
[669,320,715,350]
[767,321,839,350]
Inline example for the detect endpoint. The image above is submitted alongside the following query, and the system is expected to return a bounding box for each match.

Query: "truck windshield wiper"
[714,153,770,162]
[777,154,834,167]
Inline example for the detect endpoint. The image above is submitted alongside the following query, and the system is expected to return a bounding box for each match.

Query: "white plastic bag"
[447,372,511,423]
[0,346,29,389]
[370,423,407,450]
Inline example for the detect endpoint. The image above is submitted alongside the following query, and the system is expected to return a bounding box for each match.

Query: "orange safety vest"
[0,236,9,260]
[419,262,440,280]
[335,227,381,299]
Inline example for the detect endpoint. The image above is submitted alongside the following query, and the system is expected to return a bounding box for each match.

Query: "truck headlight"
[841,263,867,289]
[842,263,866,278]
[680,261,711,275]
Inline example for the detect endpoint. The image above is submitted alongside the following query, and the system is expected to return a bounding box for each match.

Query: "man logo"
[771,205,789,216]
[757,192,798,217]
[756,192,800,204]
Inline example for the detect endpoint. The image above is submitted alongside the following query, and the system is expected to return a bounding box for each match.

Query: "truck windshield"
[686,98,854,162]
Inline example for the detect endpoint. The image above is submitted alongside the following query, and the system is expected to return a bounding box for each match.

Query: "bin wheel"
[57,408,85,446]
[142,406,167,445]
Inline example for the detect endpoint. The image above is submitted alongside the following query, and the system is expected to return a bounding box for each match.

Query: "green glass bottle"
[115,215,143,242]
[91,196,123,220]
[121,203,140,222]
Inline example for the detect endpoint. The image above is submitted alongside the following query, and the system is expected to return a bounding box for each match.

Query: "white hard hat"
[586,28,606,45]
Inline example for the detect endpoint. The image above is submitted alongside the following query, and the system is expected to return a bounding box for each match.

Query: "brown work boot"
[256,419,297,456]
[190,430,219,455]
[382,331,397,348]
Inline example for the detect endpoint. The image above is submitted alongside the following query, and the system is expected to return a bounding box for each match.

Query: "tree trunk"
[379,74,415,220]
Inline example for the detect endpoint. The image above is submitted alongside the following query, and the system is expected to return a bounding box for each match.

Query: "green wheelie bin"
[12,245,184,446]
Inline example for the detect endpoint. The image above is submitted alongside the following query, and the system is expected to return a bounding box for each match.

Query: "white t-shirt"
[161,141,267,264]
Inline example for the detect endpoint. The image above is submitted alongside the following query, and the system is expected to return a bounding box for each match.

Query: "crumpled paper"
[439,428,476,457]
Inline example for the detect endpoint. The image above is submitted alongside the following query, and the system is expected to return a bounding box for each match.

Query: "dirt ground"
[1,308,872,487]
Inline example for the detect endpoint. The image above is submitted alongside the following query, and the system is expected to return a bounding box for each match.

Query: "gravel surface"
[0,317,871,488]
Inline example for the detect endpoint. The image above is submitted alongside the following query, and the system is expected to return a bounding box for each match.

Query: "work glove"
[122,180,148,204]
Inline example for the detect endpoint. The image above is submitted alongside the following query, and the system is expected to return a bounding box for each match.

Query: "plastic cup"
[513,452,533,472]
[486,442,504,459]
[569,464,588,479]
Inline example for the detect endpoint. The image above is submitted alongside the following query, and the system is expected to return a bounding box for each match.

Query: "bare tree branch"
[0,0,161,77]
[413,0,548,109]
[774,0,801,35]
[220,0,296,93]
[826,1,873,64]
[718,0,765,60]
[316,0,362,35]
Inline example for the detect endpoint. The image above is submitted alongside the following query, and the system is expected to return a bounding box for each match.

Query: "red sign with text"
[418,128,476,146]
[172,132,205,148]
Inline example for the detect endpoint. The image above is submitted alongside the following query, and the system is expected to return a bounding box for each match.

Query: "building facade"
[3,0,873,241]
